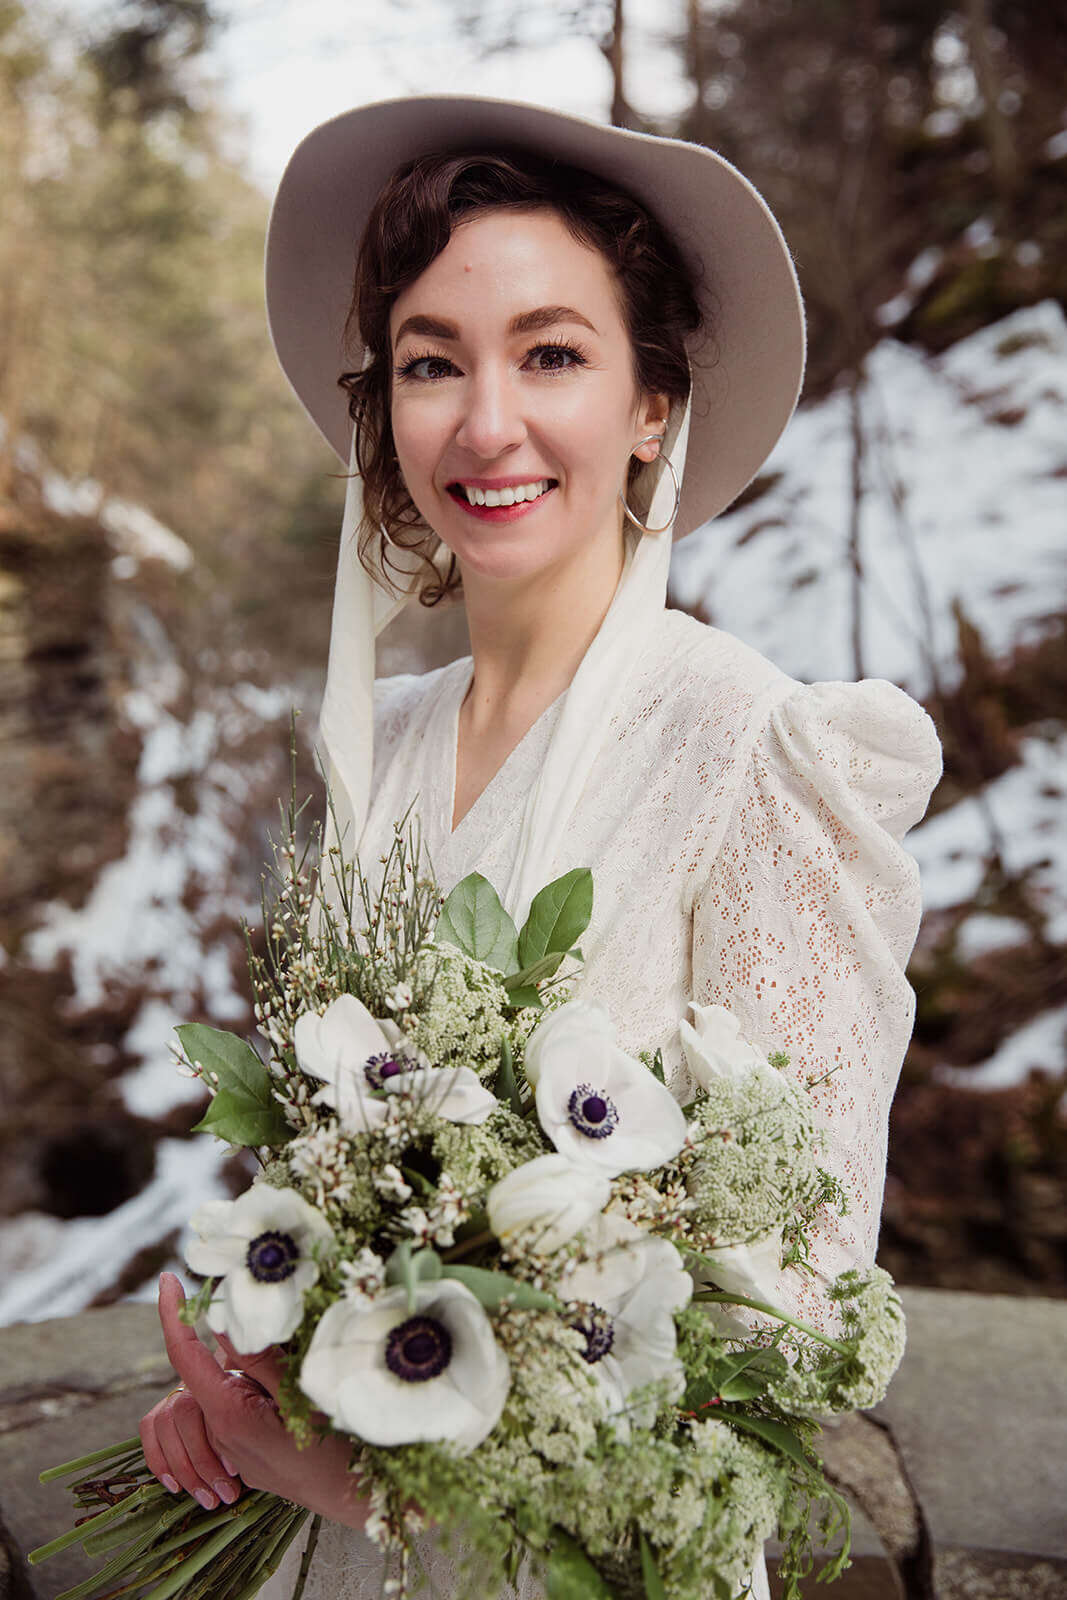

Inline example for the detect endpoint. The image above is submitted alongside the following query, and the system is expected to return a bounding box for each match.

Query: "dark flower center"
[385,1314,453,1383]
[567,1084,619,1140]
[364,1052,407,1090]
[246,1229,300,1284]
[573,1304,615,1364]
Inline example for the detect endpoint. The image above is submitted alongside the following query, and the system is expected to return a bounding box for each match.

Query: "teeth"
[462,479,549,507]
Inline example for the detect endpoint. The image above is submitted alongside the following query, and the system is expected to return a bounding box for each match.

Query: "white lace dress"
[260,606,942,1600]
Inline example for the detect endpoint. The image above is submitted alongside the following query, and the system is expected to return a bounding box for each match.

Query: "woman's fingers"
[145,1273,245,1504]
[140,1387,240,1505]
[213,1329,285,1403]
[157,1272,232,1400]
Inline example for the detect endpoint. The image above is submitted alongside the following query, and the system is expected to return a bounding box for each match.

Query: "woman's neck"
[448,531,628,832]
[458,533,627,735]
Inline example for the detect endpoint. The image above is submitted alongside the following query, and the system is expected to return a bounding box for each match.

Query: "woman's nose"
[453,368,526,460]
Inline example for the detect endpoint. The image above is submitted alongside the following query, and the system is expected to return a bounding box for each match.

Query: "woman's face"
[388,207,668,590]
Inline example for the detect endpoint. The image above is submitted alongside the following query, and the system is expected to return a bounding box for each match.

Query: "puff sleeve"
[690,679,942,1333]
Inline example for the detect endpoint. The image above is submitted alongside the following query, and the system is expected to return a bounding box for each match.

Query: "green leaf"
[713,1348,784,1403]
[545,1529,616,1600]
[650,1048,665,1085]
[494,1038,524,1117]
[718,1409,815,1473]
[505,985,543,1011]
[441,1264,559,1311]
[385,1242,442,1312]
[639,1531,667,1600]
[436,873,518,971]
[504,951,564,991]
[517,869,593,968]
[192,1089,291,1148]
[180,1024,292,1149]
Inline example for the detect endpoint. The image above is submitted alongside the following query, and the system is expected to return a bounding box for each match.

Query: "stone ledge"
[0,1290,1064,1599]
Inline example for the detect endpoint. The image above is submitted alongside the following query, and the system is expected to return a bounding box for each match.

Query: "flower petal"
[299,1282,509,1452]
[696,1231,786,1309]
[680,1003,769,1090]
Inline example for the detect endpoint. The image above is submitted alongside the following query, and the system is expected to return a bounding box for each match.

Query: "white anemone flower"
[185,1184,334,1353]
[487,1154,611,1254]
[695,1229,788,1312]
[680,1002,776,1092]
[299,1279,510,1452]
[559,1213,692,1432]
[525,1000,687,1178]
[294,993,496,1133]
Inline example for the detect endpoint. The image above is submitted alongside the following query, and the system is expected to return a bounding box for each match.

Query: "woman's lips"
[446,482,556,522]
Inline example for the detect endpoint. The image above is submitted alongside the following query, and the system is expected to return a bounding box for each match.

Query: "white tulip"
[487,1155,611,1254]
[679,1003,774,1093]
[559,1213,692,1432]
[525,1000,687,1178]
[185,1184,334,1353]
[294,994,496,1133]
[300,1279,510,1452]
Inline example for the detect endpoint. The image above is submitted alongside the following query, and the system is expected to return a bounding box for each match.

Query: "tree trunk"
[965,0,1019,202]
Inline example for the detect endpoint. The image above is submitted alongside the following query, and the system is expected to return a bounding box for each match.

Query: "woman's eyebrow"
[392,305,599,347]
[393,313,458,344]
[508,305,598,336]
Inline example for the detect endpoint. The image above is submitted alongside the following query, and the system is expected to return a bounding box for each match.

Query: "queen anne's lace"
[257,608,939,1600]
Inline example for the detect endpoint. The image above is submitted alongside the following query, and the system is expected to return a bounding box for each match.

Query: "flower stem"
[693,1290,849,1354]
[441,1229,494,1262]
[39,1436,143,1482]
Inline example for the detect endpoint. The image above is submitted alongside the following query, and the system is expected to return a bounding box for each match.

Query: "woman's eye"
[397,354,455,381]
[526,344,584,373]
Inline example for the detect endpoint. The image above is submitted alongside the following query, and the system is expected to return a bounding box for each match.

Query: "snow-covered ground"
[1,494,303,1321]
[671,300,1067,699]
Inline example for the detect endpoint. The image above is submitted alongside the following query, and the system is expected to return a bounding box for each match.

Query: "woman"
[141,97,942,1597]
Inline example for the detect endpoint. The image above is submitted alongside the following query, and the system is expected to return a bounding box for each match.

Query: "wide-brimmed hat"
[265,95,805,539]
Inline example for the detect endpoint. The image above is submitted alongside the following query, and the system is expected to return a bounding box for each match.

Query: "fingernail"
[214,1478,238,1504]
[194,1488,218,1511]
[161,1474,180,1495]
[221,1456,239,1478]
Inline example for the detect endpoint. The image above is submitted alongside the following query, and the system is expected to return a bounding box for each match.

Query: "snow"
[954,913,1031,962]
[907,732,1067,942]
[25,685,296,1019]
[0,1137,235,1325]
[670,301,1067,700]
[935,1005,1067,1093]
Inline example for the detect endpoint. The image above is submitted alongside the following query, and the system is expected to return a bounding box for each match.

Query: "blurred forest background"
[0,0,1065,1322]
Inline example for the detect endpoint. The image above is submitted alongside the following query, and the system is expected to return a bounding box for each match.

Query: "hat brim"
[265,95,805,538]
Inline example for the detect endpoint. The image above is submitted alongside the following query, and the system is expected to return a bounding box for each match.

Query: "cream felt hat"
[265,94,805,540]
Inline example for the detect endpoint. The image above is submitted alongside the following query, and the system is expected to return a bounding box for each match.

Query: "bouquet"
[32,775,907,1600]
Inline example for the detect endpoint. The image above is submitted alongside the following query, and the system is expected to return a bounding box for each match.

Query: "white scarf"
[318,397,691,930]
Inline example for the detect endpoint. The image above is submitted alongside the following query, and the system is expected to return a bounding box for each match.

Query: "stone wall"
[0,1289,1064,1600]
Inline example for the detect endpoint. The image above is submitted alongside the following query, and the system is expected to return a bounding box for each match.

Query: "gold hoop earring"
[619,435,682,535]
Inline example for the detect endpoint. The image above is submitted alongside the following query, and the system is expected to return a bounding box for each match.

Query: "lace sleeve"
[690,679,942,1332]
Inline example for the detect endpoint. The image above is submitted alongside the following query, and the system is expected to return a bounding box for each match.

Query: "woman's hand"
[139,1272,368,1528]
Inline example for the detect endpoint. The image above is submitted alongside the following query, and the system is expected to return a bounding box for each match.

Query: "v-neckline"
[444,659,566,840]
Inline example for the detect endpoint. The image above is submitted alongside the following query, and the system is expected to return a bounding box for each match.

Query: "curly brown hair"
[338,148,705,606]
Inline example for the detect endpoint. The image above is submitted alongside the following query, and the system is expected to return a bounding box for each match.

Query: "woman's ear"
[632,393,671,462]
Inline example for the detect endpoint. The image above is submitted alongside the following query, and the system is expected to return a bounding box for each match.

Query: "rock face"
[0,1289,1063,1600]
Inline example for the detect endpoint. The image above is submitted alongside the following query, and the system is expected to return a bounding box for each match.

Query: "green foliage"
[516,868,593,970]
[441,1263,560,1312]
[546,1529,616,1599]
[179,1023,292,1148]
[437,873,519,972]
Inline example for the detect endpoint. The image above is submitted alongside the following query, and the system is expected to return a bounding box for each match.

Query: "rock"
[0,1305,171,1599]
[875,1288,1067,1561]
